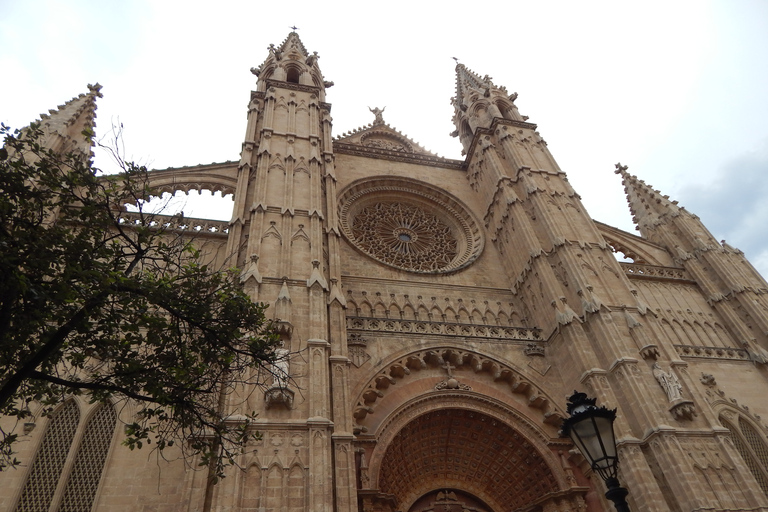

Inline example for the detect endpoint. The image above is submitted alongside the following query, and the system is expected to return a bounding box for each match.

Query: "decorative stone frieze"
[117,211,229,237]
[620,262,693,282]
[346,316,541,341]
[674,345,750,361]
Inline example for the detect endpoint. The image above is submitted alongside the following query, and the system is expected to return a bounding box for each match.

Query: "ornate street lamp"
[561,391,630,512]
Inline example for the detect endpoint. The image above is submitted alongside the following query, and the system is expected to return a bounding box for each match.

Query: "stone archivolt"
[363,393,580,512]
[352,347,563,429]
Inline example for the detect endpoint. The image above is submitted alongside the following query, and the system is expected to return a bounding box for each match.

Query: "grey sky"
[2,0,767,275]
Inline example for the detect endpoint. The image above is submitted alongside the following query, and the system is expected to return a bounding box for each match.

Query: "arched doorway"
[408,488,491,512]
[375,408,560,511]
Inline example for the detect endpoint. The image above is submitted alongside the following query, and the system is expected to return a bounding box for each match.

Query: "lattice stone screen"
[58,403,117,512]
[15,401,80,512]
[723,416,768,496]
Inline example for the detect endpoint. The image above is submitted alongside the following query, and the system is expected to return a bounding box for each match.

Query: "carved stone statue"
[368,106,386,124]
[652,363,683,401]
[272,340,290,388]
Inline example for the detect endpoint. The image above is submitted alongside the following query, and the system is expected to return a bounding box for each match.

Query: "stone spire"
[33,84,102,159]
[250,31,331,100]
[451,63,525,153]
[614,162,688,242]
[616,163,768,347]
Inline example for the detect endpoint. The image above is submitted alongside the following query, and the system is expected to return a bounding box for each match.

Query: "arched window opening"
[15,400,80,512]
[14,401,117,512]
[58,404,118,511]
[460,120,473,143]
[721,414,768,497]
[286,67,301,84]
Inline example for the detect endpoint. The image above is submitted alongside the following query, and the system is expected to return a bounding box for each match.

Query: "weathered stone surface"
[3,31,768,512]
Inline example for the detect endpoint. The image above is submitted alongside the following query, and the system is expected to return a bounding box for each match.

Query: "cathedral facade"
[3,32,768,512]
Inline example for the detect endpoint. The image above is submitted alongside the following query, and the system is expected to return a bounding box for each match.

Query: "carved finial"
[311,259,320,269]
[614,162,629,174]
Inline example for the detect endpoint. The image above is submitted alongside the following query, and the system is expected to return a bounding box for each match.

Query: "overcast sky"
[2,0,767,276]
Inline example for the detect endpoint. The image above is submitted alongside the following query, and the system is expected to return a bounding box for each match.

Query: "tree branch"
[29,370,155,403]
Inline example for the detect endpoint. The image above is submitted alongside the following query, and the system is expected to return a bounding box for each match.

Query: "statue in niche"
[264,339,294,409]
[652,363,683,401]
[272,340,290,388]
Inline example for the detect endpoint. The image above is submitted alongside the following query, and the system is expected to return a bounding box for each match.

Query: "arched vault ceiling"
[378,408,558,511]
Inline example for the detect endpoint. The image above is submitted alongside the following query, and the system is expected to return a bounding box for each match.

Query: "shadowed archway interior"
[378,408,559,511]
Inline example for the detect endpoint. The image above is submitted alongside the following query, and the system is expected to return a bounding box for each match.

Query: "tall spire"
[249,32,331,99]
[614,162,686,241]
[451,63,525,153]
[33,84,102,159]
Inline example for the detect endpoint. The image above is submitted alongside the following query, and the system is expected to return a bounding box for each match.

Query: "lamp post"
[561,391,630,512]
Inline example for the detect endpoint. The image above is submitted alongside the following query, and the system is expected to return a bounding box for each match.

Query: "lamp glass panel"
[570,415,617,470]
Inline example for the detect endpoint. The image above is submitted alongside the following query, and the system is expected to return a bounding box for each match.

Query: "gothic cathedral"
[4,31,768,512]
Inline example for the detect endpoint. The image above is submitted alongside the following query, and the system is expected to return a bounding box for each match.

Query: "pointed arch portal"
[376,408,559,512]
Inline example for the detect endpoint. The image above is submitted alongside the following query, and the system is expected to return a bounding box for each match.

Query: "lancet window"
[14,401,117,512]
[721,413,768,497]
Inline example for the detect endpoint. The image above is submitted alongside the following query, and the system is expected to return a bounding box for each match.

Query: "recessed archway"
[408,488,491,512]
[376,408,560,511]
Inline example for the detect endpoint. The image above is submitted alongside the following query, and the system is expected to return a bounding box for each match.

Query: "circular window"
[339,178,483,274]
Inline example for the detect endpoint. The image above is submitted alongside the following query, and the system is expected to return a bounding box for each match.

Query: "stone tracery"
[339,178,484,274]
[350,201,458,272]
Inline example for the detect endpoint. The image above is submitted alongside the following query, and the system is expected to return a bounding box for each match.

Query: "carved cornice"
[264,79,321,94]
[346,316,541,341]
[333,142,464,169]
[674,344,750,361]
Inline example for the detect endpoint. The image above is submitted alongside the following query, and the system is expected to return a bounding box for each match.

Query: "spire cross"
[441,361,455,378]
[290,25,299,31]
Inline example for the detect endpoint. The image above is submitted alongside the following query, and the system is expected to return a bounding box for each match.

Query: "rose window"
[339,178,484,274]
[350,202,459,272]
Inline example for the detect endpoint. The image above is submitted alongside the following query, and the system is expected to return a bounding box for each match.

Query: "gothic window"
[286,67,301,84]
[15,401,80,512]
[338,179,484,275]
[14,401,117,512]
[58,404,117,511]
[721,413,768,496]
